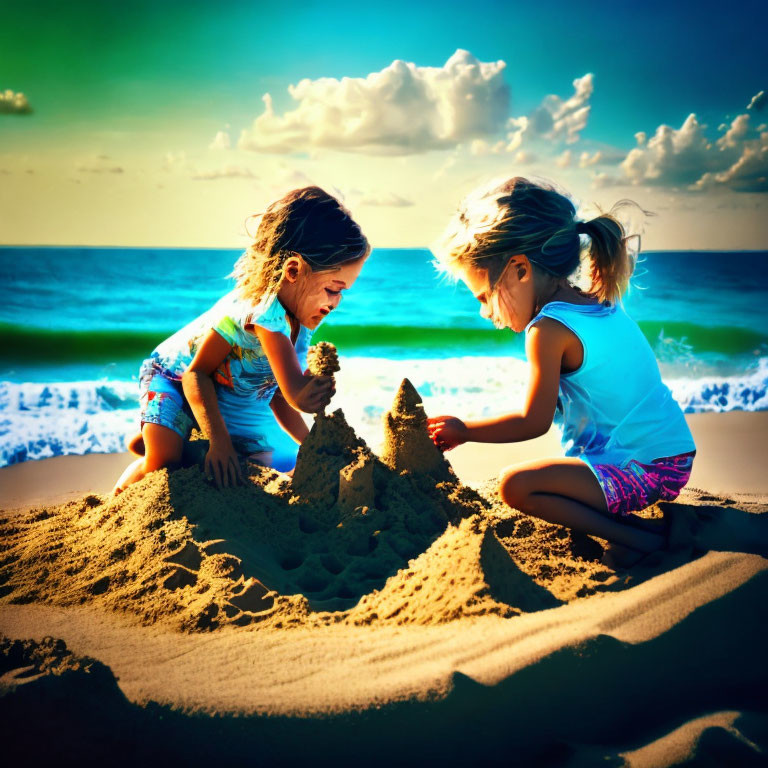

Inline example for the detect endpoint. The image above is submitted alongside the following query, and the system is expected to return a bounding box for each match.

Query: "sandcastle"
[0,367,616,634]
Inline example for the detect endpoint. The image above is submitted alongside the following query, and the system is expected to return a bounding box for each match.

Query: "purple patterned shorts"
[592,451,696,517]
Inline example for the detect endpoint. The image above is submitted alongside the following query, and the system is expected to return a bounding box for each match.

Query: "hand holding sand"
[294,375,335,414]
[307,342,340,414]
[427,415,469,452]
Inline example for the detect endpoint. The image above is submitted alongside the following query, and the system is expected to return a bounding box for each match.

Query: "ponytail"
[580,213,633,304]
[435,178,647,305]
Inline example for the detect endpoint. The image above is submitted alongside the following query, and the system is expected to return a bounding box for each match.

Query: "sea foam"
[1,356,766,467]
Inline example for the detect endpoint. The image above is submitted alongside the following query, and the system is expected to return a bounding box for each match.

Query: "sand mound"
[2,378,768,765]
[2,379,766,639]
[0,380,503,630]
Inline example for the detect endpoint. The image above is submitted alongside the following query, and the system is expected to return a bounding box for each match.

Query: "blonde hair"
[233,186,370,305]
[436,177,645,304]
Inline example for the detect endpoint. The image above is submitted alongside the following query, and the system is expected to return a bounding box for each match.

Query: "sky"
[1,0,767,250]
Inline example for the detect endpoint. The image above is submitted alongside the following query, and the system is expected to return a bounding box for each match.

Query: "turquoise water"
[1,246,767,465]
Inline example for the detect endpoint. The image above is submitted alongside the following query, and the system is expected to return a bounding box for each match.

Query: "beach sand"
[1,386,766,766]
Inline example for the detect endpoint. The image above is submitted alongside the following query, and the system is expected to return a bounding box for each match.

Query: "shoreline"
[1,411,766,510]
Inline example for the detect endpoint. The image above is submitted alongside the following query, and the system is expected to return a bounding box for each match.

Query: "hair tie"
[575,220,590,235]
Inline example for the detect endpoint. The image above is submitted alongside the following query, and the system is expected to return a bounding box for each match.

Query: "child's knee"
[127,432,145,456]
[499,469,530,511]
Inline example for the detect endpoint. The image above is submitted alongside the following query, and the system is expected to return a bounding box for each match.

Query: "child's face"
[461,257,535,333]
[281,256,366,330]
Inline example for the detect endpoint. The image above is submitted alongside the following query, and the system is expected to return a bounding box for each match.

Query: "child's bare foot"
[601,542,651,569]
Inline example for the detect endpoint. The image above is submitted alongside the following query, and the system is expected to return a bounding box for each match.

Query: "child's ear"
[512,254,532,282]
[283,254,303,283]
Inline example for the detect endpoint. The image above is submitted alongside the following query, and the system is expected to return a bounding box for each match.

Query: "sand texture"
[1,380,767,765]
[307,341,340,378]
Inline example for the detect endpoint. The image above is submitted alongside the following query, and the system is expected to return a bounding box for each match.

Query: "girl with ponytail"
[428,177,695,567]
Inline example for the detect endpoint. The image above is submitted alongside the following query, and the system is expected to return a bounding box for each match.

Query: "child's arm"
[427,319,566,449]
[252,326,334,414]
[182,329,244,489]
[270,390,310,444]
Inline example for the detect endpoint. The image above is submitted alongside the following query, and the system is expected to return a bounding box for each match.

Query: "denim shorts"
[592,451,696,517]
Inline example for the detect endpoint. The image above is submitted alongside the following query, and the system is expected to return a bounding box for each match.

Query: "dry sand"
[1,383,767,766]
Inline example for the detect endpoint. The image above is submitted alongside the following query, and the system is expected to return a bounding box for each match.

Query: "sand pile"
[0,378,725,634]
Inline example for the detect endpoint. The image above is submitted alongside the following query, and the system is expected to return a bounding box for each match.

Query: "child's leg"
[113,423,183,494]
[499,457,666,553]
[126,432,145,456]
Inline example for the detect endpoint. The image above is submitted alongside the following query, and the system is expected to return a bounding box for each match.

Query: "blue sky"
[1,0,767,247]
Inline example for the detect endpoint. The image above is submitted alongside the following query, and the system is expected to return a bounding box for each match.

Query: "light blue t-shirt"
[525,301,695,470]
[149,290,311,455]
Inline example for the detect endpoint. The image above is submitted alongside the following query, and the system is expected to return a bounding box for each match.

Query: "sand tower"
[381,378,453,481]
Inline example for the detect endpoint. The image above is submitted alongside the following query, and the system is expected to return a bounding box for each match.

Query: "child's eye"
[326,289,341,296]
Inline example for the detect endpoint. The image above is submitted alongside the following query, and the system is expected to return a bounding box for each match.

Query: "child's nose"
[479,304,491,320]
[328,294,342,310]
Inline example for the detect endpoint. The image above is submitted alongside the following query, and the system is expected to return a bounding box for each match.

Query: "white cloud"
[238,49,509,155]
[693,132,768,193]
[209,130,231,150]
[506,74,594,150]
[360,191,414,207]
[747,90,766,112]
[0,89,32,115]
[192,165,257,181]
[717,114,749,149]
[578,150,602,168]
[619,114,724,186]
[616,111,768,193]
[555,150,572,168]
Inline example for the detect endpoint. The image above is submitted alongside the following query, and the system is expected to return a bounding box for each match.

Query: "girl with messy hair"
[114,187,370,492]
[428,177,695,568]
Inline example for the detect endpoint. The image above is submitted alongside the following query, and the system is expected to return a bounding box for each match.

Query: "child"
[114,186,369,493]
[427,177,696,568]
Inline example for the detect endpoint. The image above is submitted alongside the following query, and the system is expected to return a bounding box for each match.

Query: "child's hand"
[204,439,244,489]
[294,374,335,414]
[426,415,469,452]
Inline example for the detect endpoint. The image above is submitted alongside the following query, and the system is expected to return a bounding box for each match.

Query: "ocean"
[1,246,767,467]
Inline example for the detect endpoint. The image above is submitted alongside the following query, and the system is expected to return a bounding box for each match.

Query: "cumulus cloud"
[693,133,768,192]
[209,130,231,150]
[747,90,766,112]
[0,89,32,115]
[506,74,594,151]
[555,150,572,168]
[238,49,509,155]
[578,151,603,168]
[717,113,750,149]
[192,165,257,181]
[616,110,768,193]
[360,191,414,207]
